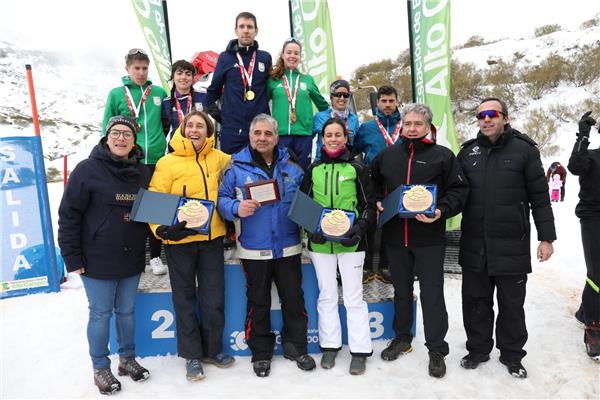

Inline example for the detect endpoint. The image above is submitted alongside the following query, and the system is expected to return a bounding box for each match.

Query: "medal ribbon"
[175,93,193,125]
[123,84,153,119]
[375,116,401,146]
[282,70,300,114]
[236,51,256,92]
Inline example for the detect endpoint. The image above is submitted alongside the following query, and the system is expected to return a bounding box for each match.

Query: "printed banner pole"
[408,0,460,230]
[25,65,41,137]
[131,0,172,92]
[162,0,172,65]
[289,0,337,97]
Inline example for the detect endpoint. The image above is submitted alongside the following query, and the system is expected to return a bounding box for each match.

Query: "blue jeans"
[81,274,141,369]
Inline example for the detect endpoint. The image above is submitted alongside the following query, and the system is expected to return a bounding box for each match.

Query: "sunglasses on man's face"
[331,92,350,99]
[476,109,504,120]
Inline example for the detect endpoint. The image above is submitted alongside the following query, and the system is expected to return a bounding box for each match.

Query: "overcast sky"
[2,0,598,81]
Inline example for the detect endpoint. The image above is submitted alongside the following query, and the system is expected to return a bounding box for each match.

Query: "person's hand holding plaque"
[245,179,280,205]
[339,222,366,247]
[415,209,442,223]
[238,199,261,217]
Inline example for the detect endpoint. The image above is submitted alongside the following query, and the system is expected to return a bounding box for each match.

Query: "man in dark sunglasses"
[457,97,556,379]
[312,79,360,162]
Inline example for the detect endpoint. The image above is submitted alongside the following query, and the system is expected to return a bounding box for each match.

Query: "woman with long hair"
[267,37,329,170]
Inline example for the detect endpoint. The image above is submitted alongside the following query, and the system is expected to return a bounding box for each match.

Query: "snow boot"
[460,353,490,369]
[282,342,316,371]
[349,356,367,375]
[202,353,235,368]
[381,338,412,361]
[253,360,271,377]
[185,359,205,381]
[428,352,446,378]
[584,322,600,362]
[499,356,527,378]
[93,368,121,395]
[118,357,149,381]
[320,351,337,369]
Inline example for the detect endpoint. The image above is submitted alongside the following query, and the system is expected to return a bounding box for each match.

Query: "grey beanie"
[330,79,350,93]
[105,115,138,136]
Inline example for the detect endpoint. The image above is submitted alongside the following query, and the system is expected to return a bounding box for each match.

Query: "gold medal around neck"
[177,200,209,228]
[320,209,351,237]
[290,110,297,123]
[245,90,255,101]
[402,185,434,212]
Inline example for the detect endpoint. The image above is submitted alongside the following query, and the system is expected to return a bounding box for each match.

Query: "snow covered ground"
[2,134,600,398]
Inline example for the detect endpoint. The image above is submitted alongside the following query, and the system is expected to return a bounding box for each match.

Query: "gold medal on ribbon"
[320,209,351,237]
[290,110,297,123]
[402,185,433,212]
[245,89,255,101]
[177,200,209,228]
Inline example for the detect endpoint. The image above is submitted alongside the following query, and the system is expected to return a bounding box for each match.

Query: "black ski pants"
[241,254,308,362]
[462,266,528,362]
[386,244,449,355]
[364,223,387,272]
[580,218,600,325]
[165,238,225,359]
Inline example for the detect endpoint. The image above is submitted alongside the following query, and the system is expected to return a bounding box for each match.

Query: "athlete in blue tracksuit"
[354,107,402,165]
[206,37,272,155]
[218,113,315,377]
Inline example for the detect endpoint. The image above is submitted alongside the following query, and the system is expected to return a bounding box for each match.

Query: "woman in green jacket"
[267,37,329,170]
[300,117,375,375]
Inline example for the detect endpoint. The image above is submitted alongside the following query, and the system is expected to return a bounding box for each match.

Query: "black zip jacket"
[58,139,150,279]
[371,138,469,247]
[567,136,600,219]
[457,126,556,275]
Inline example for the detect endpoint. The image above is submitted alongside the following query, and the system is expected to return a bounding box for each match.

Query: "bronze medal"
[320,209,351,237]
[245,90,255,101]
[290,110,297,123]
[177,200,209,228]
[402,185,433,212]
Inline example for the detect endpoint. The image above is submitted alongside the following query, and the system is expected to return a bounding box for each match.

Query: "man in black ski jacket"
[371,103,469,378]
[568,111,600,362]
[457,97,556,378]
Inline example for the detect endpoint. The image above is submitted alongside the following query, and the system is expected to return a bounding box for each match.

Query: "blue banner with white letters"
[1,136,60,298]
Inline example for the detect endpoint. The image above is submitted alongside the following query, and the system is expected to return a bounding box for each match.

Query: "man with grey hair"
[218,113,315,377]
[371,103,469,378]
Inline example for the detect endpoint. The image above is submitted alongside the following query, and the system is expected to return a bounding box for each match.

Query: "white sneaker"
[150,257,167,275]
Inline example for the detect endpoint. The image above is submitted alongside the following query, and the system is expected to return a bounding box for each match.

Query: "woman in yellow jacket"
[149,110,232,381]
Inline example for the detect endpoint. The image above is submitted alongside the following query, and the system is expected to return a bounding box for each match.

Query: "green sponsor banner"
[409,0,460,230]
[290,0,337,97]
[131,0,172,92]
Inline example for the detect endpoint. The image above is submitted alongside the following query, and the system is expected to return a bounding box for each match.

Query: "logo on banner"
[229,330,248,351]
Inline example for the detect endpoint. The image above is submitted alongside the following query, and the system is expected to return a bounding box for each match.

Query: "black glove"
[309,231,327,245]
[578,111,596,138]
[156,221,197,241]
[339,223,365,247]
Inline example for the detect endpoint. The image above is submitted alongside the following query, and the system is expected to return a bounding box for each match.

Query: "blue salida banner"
[1,136,60,299]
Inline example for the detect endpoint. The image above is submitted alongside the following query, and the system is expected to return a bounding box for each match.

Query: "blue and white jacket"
[218,145,304,260]
[353,107,402,165]
[312,107,360,161]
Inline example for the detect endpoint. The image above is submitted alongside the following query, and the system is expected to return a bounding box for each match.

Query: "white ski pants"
[309,251,373,355]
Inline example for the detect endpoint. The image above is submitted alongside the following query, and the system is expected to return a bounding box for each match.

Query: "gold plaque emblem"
[320,209,351,237]
[245,90,255,101]
[177,200,209,228]
[402,185,433,212]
